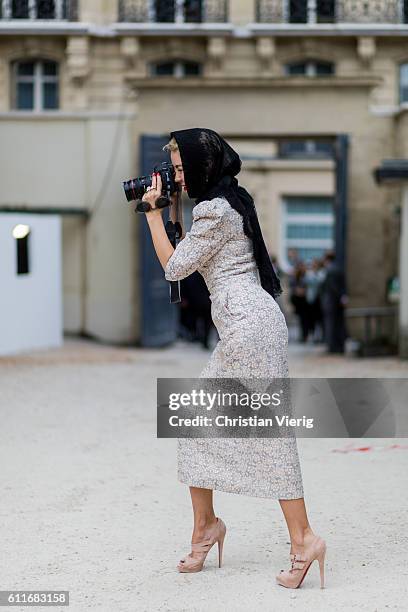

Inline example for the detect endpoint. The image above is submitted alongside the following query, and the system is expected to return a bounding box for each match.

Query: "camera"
[123,162,178,213]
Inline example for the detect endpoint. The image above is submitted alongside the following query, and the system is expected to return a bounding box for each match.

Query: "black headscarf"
[170,128,283,299]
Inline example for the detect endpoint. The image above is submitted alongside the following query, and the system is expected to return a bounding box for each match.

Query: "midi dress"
[165,196,304,499]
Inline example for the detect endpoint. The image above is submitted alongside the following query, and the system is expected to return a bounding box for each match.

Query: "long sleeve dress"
[165,196,304,499]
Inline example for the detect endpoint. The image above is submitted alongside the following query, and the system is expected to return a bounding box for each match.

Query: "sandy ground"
[0,337,407,612]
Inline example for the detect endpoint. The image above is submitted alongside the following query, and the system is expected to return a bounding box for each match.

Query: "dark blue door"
[139,135,178,346]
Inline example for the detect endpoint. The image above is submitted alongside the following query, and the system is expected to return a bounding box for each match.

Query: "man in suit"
[319,250,348,353]
[180,272,214,348]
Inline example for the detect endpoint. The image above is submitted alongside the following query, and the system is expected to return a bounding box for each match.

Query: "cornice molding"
[249,24,408,37]
[2,21,408,39]
[123,75,382,88]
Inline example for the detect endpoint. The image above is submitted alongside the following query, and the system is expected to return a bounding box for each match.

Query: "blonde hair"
[163,137,179,153]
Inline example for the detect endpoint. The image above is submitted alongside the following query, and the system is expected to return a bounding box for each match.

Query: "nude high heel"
[276,535,327,589]
[177,517,227,573]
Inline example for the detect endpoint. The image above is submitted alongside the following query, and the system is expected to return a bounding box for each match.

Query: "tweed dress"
[165,196,304,499]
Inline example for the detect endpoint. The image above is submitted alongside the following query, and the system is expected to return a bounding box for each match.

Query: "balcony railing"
[256,0,408,24]
[118,0,228,23]
[0,0,77,20]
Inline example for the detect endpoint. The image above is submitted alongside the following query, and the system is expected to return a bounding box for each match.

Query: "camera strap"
[165,189,183,304]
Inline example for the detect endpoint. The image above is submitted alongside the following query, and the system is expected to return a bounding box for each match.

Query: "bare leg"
[279,497,316,554]
[189,487,217,550]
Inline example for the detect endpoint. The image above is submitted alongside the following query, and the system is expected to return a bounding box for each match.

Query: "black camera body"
[123,162,178,213]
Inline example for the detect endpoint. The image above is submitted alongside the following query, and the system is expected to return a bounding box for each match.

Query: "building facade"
[0,0,407,355]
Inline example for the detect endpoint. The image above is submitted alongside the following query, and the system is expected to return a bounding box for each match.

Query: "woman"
[143,128,326,589]
[289,262,311,343]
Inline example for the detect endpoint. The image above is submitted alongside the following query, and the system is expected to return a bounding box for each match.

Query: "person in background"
[269,253,285,312]
[289,261,311,343]
[319,250,348,353]
[287,248,302,324]
[179,277,197,341]
[287,248,300,276]
[269,253,284,279]
[179,273,215,349]
[305,258,325,343]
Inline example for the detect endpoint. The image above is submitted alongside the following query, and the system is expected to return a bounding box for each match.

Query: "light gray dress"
[165,197,304,499]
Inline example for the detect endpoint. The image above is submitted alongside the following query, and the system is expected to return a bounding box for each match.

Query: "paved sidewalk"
[0,338,407,612]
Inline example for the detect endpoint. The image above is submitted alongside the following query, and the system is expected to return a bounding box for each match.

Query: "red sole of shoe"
[276,561,313,589]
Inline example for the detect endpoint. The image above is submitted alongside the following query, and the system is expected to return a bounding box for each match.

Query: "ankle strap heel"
[276,535,327,589]
[177,517,227,573]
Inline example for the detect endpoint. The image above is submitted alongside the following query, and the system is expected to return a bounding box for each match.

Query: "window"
[286,0,336,23]
[279,139,334,159]
[399,63,408,104]
[0,0,68,19]
[12,224,31,275]
[281,196,334,266]
[11,59,59,111]
[152,0,203,23]
[150,60,202,78]
[284,60,334,76]
[119,0,227,23]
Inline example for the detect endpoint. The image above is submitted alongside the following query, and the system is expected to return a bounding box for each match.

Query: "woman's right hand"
[143,173,164,217]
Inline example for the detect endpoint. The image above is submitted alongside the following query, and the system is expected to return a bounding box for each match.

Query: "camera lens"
[123,176,153,202]
[122,162,176,203]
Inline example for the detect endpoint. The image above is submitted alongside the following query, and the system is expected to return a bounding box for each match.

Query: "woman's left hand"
[142,172,164,216]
